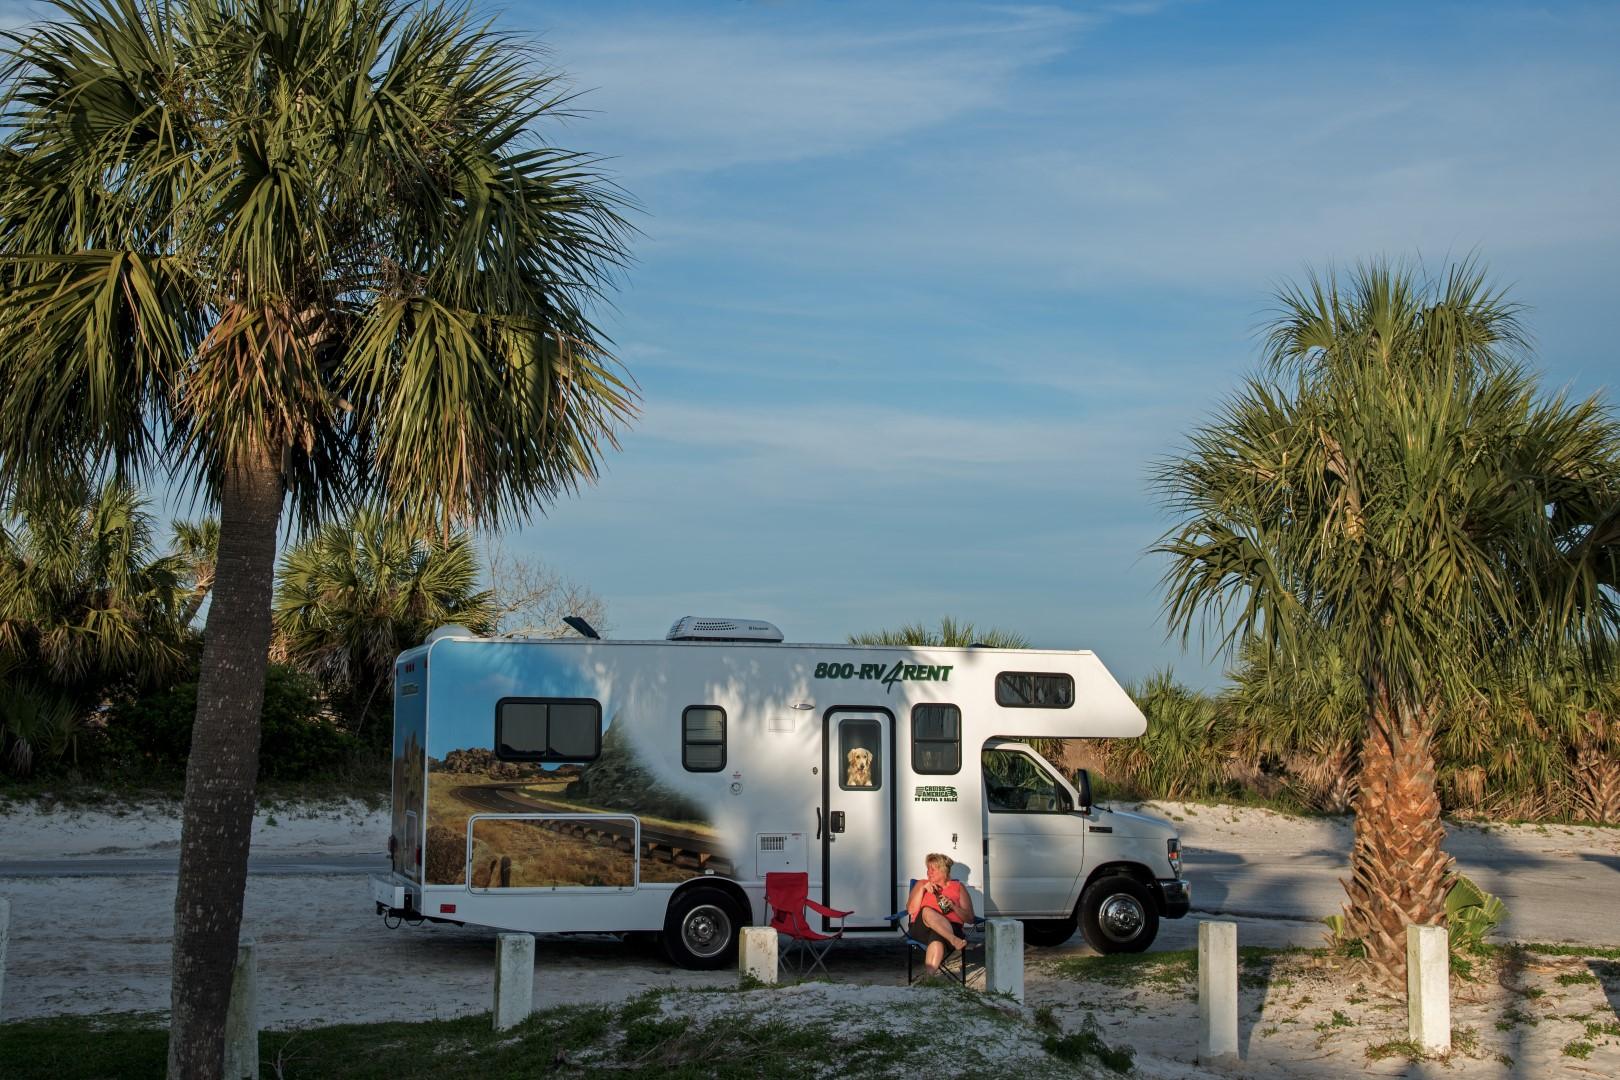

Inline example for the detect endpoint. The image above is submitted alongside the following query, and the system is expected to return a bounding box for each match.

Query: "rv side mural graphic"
[424,731,733,887]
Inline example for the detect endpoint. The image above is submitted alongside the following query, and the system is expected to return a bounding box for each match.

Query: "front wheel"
[1079,875,1158,954]
[662,886,743,970]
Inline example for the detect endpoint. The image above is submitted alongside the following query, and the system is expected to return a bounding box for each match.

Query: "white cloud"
[544,6,1095,174]
[617,48,1620,291]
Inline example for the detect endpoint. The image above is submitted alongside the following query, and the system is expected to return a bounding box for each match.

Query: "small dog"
[846,746,873,787]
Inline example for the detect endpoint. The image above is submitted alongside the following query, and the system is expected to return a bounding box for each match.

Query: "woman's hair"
[925,852,953,871]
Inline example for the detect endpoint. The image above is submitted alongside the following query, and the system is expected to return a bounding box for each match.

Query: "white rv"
[370,618,1190,968]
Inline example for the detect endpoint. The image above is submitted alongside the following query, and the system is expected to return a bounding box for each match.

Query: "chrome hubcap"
[1098,894,1145,942]
[683,904,731,957]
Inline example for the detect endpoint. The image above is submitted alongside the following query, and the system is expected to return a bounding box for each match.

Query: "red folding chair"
[765,871,851,977]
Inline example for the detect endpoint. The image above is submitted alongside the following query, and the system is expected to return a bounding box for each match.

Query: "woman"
[906,852,974,978]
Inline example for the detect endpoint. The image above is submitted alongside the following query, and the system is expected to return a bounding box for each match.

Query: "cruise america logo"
[812,660,953,693]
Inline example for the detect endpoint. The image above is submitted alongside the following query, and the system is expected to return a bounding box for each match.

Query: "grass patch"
[1365,1038,1425,1063]
[1556,972,1599,986]
[1585,1020,1620,1039]
[1047,948,1197,988]
[0,987,1081,1080]
[1313,1010,1353,1033]
[1562,1040,1595,1060]
[1047,944,1313,991]
[1041,1017,1134,1074]
[1516,942,1620,962]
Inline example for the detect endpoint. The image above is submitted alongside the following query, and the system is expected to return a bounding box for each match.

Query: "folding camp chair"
[765,871,851,977]
[888,879,985,986]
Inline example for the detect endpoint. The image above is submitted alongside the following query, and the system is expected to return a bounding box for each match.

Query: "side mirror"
[1073,768,1092,814]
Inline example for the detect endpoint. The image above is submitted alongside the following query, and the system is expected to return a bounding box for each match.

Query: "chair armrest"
[805,899,852,919]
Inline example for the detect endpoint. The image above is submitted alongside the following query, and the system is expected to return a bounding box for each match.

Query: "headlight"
[1167,838,1182,876]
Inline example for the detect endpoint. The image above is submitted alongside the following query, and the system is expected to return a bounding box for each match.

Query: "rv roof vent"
[666,616,785,643]
[425,624,478,645]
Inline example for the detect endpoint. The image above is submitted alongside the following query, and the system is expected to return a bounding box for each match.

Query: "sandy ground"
[2,799,1618,1077]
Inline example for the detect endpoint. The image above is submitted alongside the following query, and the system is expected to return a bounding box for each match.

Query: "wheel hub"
[683,904,730,957]
[1098,894,1144,942]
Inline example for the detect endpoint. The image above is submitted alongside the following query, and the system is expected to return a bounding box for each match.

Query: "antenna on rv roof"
[562,615,601,640]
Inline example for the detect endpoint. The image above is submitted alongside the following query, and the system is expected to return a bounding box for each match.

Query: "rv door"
[982,745,1085,916]
[821,708,895,929]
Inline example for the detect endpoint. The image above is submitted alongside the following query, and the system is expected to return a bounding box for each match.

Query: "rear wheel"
[1079,874,1157,954]
[662,886,743,970]
[1021,913,1080,948]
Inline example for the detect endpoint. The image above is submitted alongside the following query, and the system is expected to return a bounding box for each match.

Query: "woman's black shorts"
[911,917,965,951]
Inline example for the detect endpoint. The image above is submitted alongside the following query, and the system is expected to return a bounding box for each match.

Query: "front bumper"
[1155,877,1191,918]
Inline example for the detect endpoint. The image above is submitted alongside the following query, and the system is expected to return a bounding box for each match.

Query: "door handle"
[816,806,823,840]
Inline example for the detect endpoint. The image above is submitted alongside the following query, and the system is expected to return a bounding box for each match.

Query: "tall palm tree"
[274,507,497,738]
[0,2,635,1073]
[1156,261,1620,986]
[0,476,189,772]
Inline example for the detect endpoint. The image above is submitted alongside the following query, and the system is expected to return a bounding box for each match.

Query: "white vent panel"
[755,832,806,876]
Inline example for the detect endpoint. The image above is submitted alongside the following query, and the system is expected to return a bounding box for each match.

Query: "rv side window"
[911,704,961,775]
[682,706,726,772]
[495,698,602,762]
[839,719,882,790]
[982,749,1071,813]
[995,671,1075,709]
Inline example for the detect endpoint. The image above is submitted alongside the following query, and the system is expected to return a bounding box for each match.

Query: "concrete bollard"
[1198,920,1239,1064]
[223,938,259,1080]
[984,918,1024,1003]
[493,933,535,1031]
[739,927,778,985]
[1407,924,1450,1054]
[0,896,10,1022]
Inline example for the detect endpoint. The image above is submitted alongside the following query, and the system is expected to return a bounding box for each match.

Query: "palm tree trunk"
[167,447,282,1080]
[1340,678,1454,989]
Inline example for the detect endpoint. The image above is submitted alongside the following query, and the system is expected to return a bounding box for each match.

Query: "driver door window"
[982,749,1070,813]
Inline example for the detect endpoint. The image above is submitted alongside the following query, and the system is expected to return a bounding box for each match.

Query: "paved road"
[1185,846,1618,946]
[5,843,1615,946]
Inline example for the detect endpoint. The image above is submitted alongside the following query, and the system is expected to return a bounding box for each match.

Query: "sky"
[6,0,1614,688]
[465,0,1620,687]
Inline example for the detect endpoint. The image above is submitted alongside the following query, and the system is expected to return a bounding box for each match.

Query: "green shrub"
[101,664,360,782]
[1447,874,1506,955]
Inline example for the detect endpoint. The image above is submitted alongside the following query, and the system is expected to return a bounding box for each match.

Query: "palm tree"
[0,477,190,772]
[1224,632,1363,812]
[0,2,635,1073]
[1108,671,1233,800]
[1156,261,1620,986]
[848,616,1030,649]
[170,518,219,630]
[274,507,497,738]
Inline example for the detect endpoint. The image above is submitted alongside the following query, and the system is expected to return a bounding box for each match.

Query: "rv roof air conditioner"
[425,624,479,645]
[666,617,785,643]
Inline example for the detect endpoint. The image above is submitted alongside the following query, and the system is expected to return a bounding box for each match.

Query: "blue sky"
[470,0,1620,687]
[7,1,1610,687]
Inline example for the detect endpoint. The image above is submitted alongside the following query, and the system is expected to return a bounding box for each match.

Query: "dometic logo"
[813,660,953,693]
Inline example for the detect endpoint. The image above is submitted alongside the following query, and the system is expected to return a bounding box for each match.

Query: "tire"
[1079,874,1158,954]
[662,886,743,970]
[1021,914,1080,948]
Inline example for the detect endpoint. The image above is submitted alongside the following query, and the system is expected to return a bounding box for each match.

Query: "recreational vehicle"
[370,618,1190,968]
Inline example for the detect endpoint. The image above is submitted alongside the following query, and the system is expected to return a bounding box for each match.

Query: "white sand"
[0,798,387,860]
